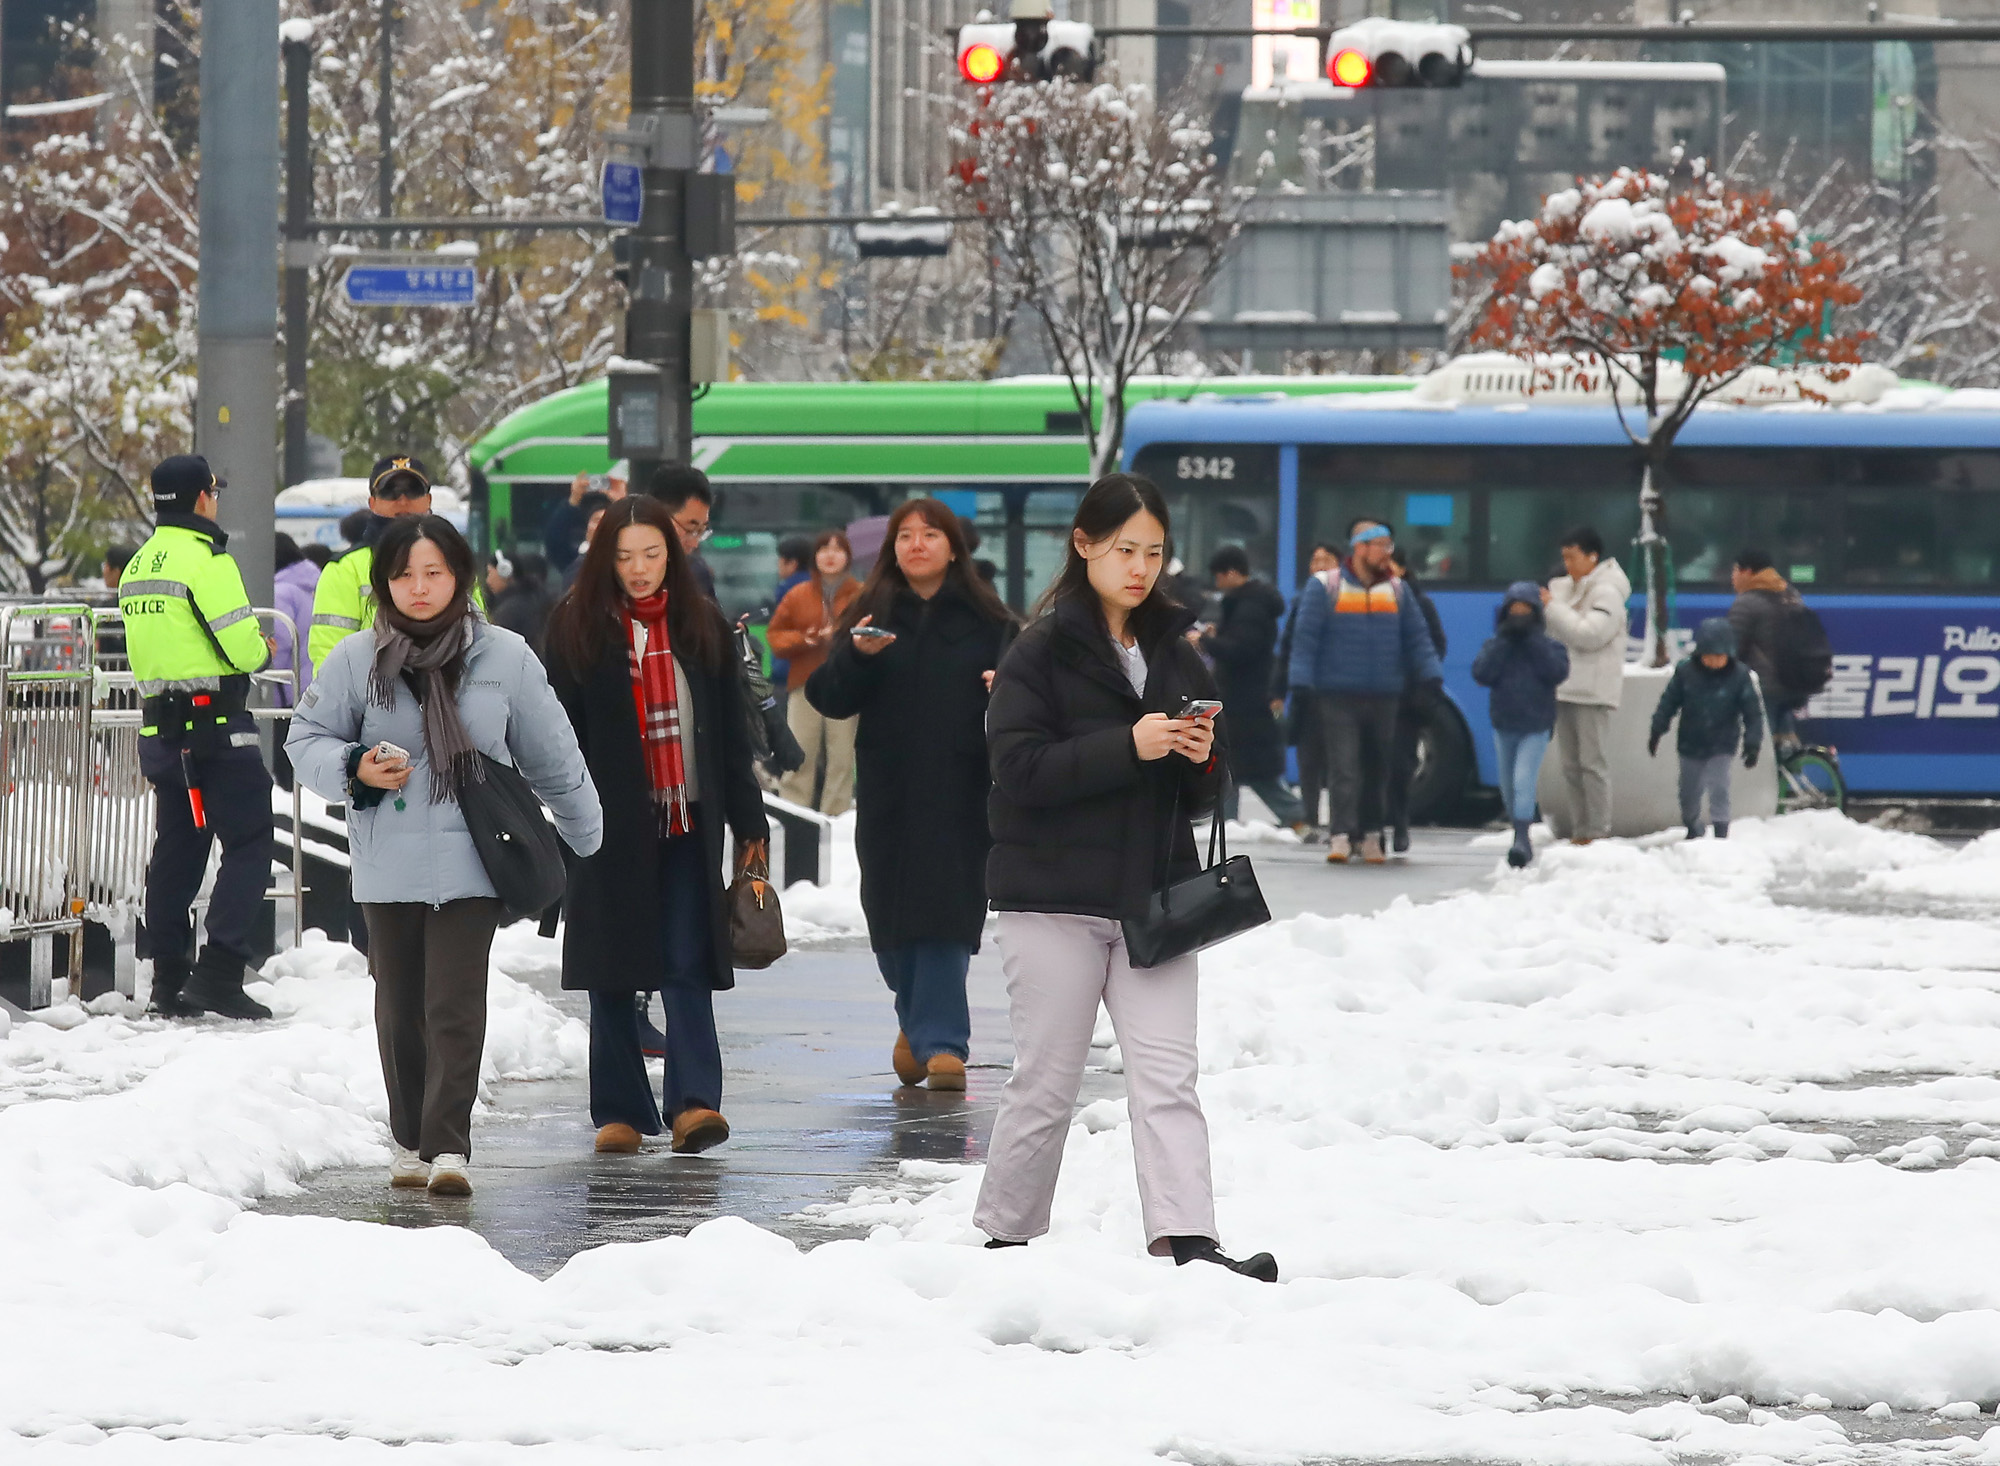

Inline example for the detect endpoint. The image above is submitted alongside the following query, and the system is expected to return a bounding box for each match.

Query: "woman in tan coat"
[767,529,862,812]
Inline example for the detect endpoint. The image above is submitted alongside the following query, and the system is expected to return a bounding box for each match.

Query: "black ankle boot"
[984,1237,1026,1250]
[182,946,273,1021]
[1714,821,1729,839]
[148,957,201,1018]
[1506,819,1533,868]
[1168,1235,1279,1283]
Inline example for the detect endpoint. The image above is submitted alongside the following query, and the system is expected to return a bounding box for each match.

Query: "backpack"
[1772,598,1834,697]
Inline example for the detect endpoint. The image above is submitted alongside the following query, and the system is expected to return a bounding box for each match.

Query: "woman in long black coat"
[804,497,1014,1092]
[544,497,769,1155]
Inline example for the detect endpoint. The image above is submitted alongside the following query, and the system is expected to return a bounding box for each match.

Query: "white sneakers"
[1360,833,1387,864]
[426,1153,472,1196]
[1326,834,1351,864]
[389,1146,429,1189]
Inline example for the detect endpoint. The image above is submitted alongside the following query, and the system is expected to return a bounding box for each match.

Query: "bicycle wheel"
[1780,748,1846,814]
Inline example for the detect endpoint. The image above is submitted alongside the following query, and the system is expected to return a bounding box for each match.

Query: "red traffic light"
[1328,46,1371,87]
[961,42,1005,83]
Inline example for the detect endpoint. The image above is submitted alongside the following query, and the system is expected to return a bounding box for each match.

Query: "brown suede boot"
[595,1123,644,1154]
[926,1054,966,1092]
[892,1032,925,1086]
[671,1108,730,1154]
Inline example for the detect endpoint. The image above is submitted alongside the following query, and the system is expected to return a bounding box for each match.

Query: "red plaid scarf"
[623,591,692,837]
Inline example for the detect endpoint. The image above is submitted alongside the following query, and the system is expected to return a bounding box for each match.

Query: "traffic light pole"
[621,0,700,488]
[282,34,312,491]
[195,0,279,609]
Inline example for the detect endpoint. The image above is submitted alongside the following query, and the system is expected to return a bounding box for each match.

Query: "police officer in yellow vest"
[121,455,277,1020]
[308,454,434,668]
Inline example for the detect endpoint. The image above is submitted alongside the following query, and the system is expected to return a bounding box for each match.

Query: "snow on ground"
[5,812,2000,1462]
[778,810,869,944]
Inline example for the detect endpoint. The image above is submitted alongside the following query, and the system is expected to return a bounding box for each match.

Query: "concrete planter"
[1536,665,1776,839]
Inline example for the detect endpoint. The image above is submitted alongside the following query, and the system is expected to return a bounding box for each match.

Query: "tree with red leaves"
[1461,159,1867,664]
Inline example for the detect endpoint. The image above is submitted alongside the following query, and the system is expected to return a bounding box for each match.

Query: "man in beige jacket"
[1540,525,1633,843]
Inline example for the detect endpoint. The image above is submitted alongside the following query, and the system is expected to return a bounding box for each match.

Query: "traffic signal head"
[955,4,1096,84]
[1324,16,1471,89]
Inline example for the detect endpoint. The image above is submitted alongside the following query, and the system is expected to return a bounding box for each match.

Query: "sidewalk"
[256,830,1498,1273]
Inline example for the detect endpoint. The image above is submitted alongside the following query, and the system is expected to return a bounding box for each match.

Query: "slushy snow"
[5,811,2000,1463]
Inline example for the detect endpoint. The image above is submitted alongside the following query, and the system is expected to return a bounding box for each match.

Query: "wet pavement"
[256,829,1500,1275]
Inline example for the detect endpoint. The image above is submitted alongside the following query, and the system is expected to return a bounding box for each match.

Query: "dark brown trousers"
[362,898,502,1160]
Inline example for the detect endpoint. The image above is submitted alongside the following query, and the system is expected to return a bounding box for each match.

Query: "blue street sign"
[342,265,478,307]
[602,160,643,227]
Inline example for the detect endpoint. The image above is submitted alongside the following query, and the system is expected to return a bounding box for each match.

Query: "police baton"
[180,692,217,830]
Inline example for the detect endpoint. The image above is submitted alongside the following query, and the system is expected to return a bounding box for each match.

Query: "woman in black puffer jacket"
[974,473,1278,1282]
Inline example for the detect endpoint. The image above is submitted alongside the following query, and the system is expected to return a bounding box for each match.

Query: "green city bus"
[467,375,1414,617]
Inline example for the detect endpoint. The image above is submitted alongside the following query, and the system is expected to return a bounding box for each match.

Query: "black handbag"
[1122,777,1272,969]
[457,752,568,920]
[734,621,805,777]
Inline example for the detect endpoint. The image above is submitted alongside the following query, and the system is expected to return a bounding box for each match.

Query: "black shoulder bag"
[400,669,568,920]
[458,753,569,920]
[1121,774,1272,969]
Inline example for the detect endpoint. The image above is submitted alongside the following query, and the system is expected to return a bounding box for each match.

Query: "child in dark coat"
[1648,617,1765,839]
[1470,581,1570,868]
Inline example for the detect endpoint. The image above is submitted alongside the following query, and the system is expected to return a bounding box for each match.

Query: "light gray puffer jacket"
[286,621,603,904]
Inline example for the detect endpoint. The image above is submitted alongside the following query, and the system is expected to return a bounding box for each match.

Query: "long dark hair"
[370,514,475,609]
[837,497,1013,632]
[546,496,725,674]
[1035,473,1182,646]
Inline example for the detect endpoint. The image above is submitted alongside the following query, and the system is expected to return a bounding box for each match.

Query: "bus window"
[1844,490,1941,585]
[705,483,879,618]
[1487,488,1640,583]
[1842,486,2000,587]
[1945,492,2000,585]
[1302,485,1471,582]
[1661,489,1737,583]
[1739,493,1834,587]
[1128,445,1281,584]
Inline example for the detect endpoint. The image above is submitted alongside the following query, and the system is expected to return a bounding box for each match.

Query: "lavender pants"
[974,912,1217,1254]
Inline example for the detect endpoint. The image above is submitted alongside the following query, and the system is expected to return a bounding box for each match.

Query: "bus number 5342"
[1176,456,1235,480]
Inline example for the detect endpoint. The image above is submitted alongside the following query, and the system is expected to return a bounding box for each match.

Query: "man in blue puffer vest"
[1287,520,1443,865]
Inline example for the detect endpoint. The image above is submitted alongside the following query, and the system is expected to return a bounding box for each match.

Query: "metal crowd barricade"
[0,605,96,1006]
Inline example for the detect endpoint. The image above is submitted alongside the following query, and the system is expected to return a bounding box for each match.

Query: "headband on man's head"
[1350,524,1392,547]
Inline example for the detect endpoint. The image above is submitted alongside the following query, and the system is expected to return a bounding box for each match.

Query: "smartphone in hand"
[372,740,412,769]
[1175,698,1223,720]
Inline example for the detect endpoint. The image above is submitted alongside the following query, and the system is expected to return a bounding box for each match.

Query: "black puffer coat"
[987,596,1225,921]
[1203,578,1286,784]
[805,580,1011,951]
[548,607,769,992]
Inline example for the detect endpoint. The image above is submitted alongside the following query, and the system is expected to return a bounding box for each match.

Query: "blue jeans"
[587,819,725,1128]
[877,943,973,1062]
[1492,728,1552,824]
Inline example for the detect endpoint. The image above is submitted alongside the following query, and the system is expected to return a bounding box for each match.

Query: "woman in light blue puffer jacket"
[287,515,601,1198]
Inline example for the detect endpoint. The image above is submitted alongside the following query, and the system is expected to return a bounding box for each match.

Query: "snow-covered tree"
[1461,160,1866,664]
[0,88,196,588]
[950,75,1237,477]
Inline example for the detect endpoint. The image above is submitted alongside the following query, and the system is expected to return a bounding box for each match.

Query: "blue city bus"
[1121,394,2000,807]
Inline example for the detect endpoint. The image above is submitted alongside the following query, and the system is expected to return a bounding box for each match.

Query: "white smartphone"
[372,740,412,768]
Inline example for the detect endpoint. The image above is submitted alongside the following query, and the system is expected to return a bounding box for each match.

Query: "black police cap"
[151,454,224,508]
[369,454,432,497]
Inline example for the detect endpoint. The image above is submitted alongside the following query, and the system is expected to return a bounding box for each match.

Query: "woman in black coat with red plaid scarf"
[546,497,769,1157]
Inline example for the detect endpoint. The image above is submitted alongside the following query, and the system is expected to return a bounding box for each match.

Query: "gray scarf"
[370,597,481,803]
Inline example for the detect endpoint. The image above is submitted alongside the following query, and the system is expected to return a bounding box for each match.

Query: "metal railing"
[0,605,96,1004]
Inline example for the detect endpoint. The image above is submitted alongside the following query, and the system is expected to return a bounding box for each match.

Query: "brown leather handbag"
[728,840,787,969]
